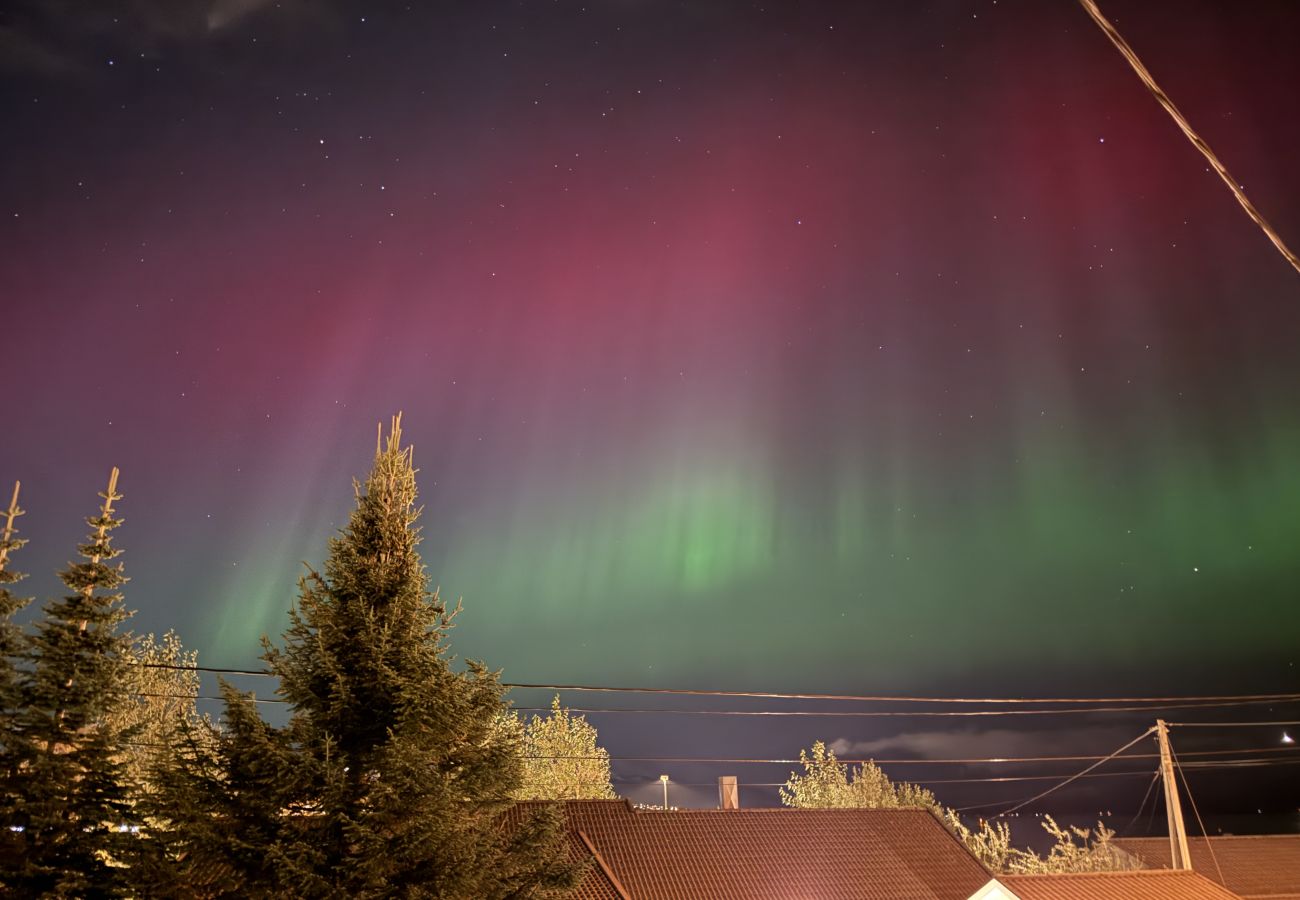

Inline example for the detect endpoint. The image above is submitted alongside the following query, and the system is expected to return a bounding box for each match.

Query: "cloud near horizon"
[828,725,1145,763]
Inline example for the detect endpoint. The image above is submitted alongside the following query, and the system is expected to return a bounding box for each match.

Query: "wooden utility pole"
[1156,719,1193,870]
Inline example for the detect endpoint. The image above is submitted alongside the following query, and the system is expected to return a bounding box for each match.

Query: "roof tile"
[1002,870,1244,900]
[1114,836,1300,898]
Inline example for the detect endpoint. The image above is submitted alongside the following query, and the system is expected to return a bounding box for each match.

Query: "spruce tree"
[0,483,33,870]
[162,416,577,898]
[8,468,138,897]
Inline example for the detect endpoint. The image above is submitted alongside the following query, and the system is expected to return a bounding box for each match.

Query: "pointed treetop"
[102,466,121,509]
[378,412,405,459]
[77,467,124,577]
[0,481,25,576]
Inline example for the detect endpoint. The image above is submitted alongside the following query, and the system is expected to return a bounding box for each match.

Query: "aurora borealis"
[2,0,1299,810]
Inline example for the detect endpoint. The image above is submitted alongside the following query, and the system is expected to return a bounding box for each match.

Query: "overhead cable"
[137,662,1300,708]
[1171,741,1226,885]
[956,728,1156,816]
[1078,0,1300,276]
[1168,720,1300,728]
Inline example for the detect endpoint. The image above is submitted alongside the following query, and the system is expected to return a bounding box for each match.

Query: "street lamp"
[659,774,669,810]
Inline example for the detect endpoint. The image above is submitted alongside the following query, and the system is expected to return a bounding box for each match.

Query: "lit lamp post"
[659,774,669,810]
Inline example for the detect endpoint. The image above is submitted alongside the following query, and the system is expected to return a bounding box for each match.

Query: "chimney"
[718,776,739,810]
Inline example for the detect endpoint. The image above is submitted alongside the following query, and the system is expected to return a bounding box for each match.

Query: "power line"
[172,696,1300,718]
[909,770,1155,786]
[501,684,1300,706]
[1168,720,1300,728]
[517,747,1300,766]
[114,741,1300,776]
[520,699,1300,718]
[115,709,1300,771]
[956,728,1156,816]
[138,662,1300,709]
[139,662,269,677]
[470,753,1300,769]
[1171,741,1226,886]
[1120,771,1161,836]
[615,771,1157,788]
[126,688,1300,767]
[1078,0,1300,276]
[1180,757,1300,770]
[560,699,1300,717]
[162,689,1300,719]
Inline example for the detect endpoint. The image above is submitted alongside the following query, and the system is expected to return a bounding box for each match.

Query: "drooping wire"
[1078,0,1300,276]
[161,697,1300,719]
[140,684,1300,721]
[956,727,1156,815]
[506,699,1300,717]
[1169,741,1226,886]
[1167,720,1300,728]
[1142,770,1163,836]
[133,661,1300,707]
[618,771,1155,787]
[1120,770,1161,836]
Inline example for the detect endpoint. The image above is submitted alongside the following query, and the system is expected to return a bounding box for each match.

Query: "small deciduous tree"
[779,740,939,811]
[514,696,616,801]
[942,811,1137,873]
[113,630,216,800]
[782,739,1139,874]
[1029,816,1136,873]
[941,810,1021,872]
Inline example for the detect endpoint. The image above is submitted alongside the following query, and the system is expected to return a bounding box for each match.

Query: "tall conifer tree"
[161,417,576,898]
[8,469,137,897]
[0,482,33,867]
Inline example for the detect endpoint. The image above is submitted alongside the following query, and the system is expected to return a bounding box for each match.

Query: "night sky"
[3,0,1299,815]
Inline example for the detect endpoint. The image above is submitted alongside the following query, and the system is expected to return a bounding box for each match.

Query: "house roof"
[522,799,993,900]
[1113,836,1300,899]
[1000,870,1245,900]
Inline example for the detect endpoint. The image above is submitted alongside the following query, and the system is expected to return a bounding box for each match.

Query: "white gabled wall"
[966,878,1022,900]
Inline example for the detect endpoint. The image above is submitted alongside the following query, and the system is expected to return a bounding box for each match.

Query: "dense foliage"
[112,630,215,800]
[780,740,941,811]
[514,696,616,801]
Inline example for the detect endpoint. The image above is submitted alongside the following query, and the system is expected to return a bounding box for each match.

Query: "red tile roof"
[1001,870,1245,900]
[1113,836,1300,899]
[524,799,993,900]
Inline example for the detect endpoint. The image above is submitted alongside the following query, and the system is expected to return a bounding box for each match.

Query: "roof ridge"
[626,805,935,815]
[1117,833,1300,842]
[1189,833,1300,841]
[1006,870,1205,879]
